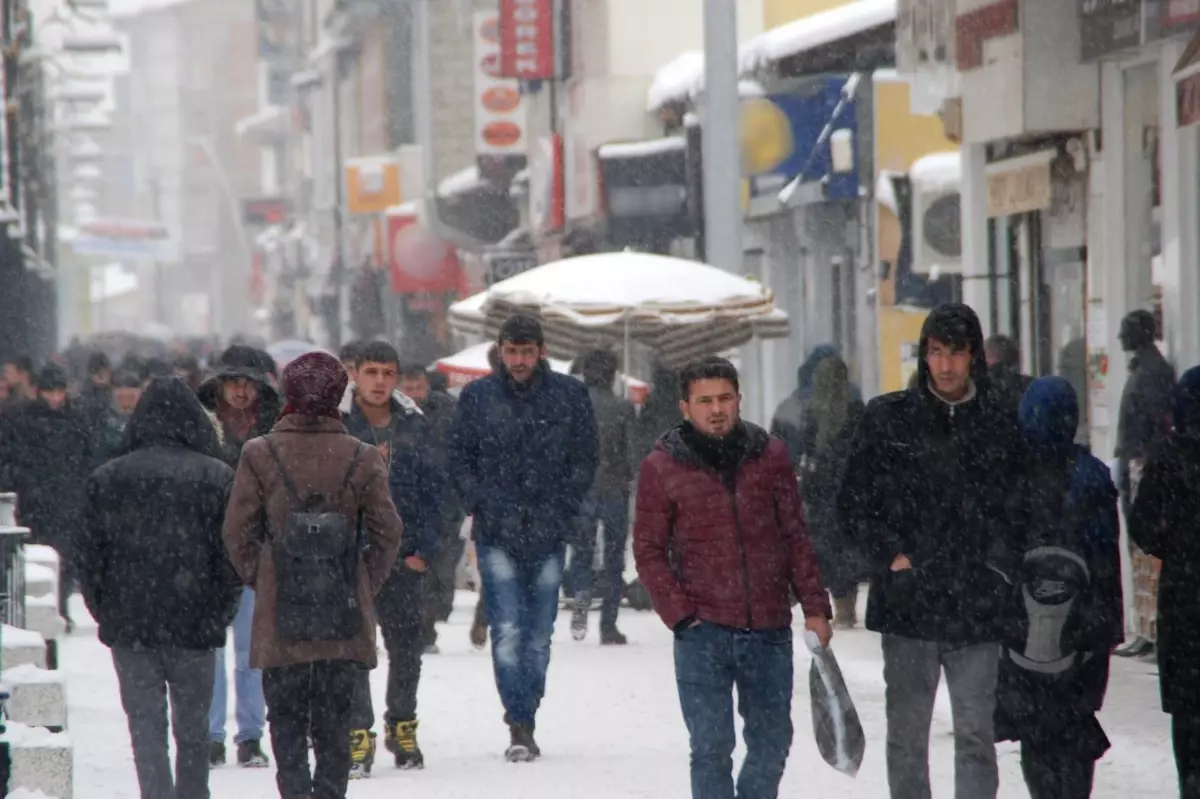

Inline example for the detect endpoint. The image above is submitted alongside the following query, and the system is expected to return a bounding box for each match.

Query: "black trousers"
[1020,739,1097,799]
[1175,712,1200,799]
[351,566,424,729]
[423,526,465,644]
[262,660,359,799]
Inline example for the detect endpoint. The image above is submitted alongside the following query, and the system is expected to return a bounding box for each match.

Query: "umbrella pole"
[623,316,632,400]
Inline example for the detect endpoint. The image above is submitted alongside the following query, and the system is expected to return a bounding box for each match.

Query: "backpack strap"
[263,436,305,509]
[341,442,368,496]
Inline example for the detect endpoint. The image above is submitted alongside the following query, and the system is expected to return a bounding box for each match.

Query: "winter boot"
[470,618,488,650]
[833,596,857,630]
[505,720,540,763]
[384,719,425,770]
[208,741,226,769]
[348,729,376,779]
[600,626,628,646]
[236,739,270,768]
[571,592,590,641]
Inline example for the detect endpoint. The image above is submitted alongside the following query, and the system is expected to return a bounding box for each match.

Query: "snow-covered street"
[63,592,1173,798]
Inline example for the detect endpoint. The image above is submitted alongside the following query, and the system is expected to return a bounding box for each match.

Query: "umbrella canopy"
[266,339,332,369]
[434,342,649,403]
[448,252,788,367]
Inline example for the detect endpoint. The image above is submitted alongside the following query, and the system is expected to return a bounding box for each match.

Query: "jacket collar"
[338,383,422,417]
[659,420,771,476]
[270,415,348,435]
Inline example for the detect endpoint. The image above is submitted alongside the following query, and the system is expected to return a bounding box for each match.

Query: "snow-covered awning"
[646,48,773,111]
[235,105,287,142]
[598,137,687,160]
[909,151,962,193]
[740,0,897,74]
[437,166,488,200]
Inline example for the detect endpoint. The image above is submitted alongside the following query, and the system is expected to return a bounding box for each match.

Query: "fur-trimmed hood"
[338,383,423,417]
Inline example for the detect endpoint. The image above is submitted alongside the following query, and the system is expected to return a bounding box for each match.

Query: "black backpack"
[264,437,367,643]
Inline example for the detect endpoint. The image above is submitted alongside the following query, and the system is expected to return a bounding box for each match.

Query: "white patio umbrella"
[266,339,332,369]
[447,252,789,368]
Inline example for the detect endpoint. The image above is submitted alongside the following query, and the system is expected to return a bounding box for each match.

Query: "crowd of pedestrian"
[0,297,1196,799]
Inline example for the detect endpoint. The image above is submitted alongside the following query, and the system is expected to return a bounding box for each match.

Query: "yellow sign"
[985,151,1054,218]
[345,156,402,216]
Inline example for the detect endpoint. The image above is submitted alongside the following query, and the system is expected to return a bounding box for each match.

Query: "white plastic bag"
[805,631,865,777]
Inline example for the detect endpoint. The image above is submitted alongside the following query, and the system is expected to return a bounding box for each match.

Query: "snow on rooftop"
[647,50,704,111]
[909,151,962,193]
[597,137,687,160]
[438,166,487,199]
[740,0,897,73]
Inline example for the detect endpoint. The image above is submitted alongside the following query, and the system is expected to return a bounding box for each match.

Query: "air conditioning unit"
[908,152,962,278]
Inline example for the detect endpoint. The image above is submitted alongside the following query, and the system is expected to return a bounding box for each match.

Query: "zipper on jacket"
[726,479,755,628]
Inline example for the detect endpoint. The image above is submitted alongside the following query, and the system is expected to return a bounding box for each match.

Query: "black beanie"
[36,363,69,391]
[499,314,544,346]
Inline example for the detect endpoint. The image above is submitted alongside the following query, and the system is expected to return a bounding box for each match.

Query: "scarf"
[680,421,748,475]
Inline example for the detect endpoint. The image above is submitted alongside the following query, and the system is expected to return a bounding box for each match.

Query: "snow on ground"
[63,592,1172,798]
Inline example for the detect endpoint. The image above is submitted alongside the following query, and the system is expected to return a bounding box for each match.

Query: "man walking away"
[983,334,1033,414]
[397,360,465,655]
[78,377,241,799]
[838,303,1023,799]
[1128,365,1200,799]
[197,344,281,767]
[343,344,443,776]
[449,314,598,761]
[996,377,1123,799]
[571,349,636,645]
[5,364,95,631]
[634,356,832,799]
[222,352,403,799]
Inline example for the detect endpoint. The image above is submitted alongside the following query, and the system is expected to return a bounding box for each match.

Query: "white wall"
[606,0,764,78]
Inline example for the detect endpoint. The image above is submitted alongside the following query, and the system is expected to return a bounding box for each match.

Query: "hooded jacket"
[994,377,1122,748]
[634,421,830,631]
[197,346,283,467]
[771,345,864,470]
[1128,365,1200,715]
[78,378,241,651]
[1115,342,1175,465]
[837,303,1023,643]
[342,391,444,561]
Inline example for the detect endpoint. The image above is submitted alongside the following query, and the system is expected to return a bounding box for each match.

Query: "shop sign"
[242,197,290,227]
[387,208,461,295]
[485,249,539,285]
[498,0,557,80]
[1156,0,1200,38]
[474,11,528,157]
[344,156,402,216]
[955,0,1019,71]
[985,150,1054,217]
[1078,0,1147,61]
[529,134,565,234]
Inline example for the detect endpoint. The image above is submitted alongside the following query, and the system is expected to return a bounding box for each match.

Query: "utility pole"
[701,0,741,273]
[329,55,346,350]
[148,174,165,325]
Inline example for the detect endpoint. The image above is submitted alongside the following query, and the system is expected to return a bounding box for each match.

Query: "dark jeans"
[58,552,76,622]
[1020,739,1096,799]
[1175,712,1200,799]
[112,646,215,799]
[262,660,359,799]
[423,526,465,645]
[674,623,794,799]
[351,566,424,729]
[882,635,1000,799]
[478,543,565,727]
[570,491,629,630]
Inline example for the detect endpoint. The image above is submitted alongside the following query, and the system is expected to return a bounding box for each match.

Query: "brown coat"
[222,414,403,670]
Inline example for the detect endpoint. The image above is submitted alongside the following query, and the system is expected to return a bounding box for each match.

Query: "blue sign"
[741,76,860,204]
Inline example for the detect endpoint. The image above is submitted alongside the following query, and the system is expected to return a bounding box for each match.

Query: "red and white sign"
[499,0,556,80]
[475,11,529,157]
[387,207,461,295]
[954,0,1018,71]
[529,134,565,234]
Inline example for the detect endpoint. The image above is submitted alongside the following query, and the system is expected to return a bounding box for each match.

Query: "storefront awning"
[235,105,288,144]
[434,166,519,247]
[740,0,896,76]
[646,49,771,111]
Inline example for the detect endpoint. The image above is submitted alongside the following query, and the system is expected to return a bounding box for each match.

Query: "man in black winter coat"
[78,377,240,799]
[3,364,96,629]
[838,303,1023,799]
[984,334,1033,414]
[1116,309,1175,506]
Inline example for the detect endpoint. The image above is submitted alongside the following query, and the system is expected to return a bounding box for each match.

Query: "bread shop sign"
[499,0,557,81]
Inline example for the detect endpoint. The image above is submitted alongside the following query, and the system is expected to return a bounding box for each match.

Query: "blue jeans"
[675,624,795,799]
[209,587,265,744]
[570,492,629,630]
[478,544,565,727]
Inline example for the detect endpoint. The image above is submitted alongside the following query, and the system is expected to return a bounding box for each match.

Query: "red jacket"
[633,422,831,631]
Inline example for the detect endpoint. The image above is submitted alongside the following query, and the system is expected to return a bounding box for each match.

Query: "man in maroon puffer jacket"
[634,356,832,799]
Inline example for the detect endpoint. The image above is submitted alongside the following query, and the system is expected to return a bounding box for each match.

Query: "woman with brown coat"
[222,351,403,799]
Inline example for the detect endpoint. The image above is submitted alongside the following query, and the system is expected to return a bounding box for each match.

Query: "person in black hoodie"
[1129,365,1200,799]
[837,303,1023,799]
[984,334,1033,414]
[4,364,96,630]
[995,376,1123,799]
[78,377,240,799]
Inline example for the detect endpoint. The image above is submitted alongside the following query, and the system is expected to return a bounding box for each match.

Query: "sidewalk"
[62,593,1173,798]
